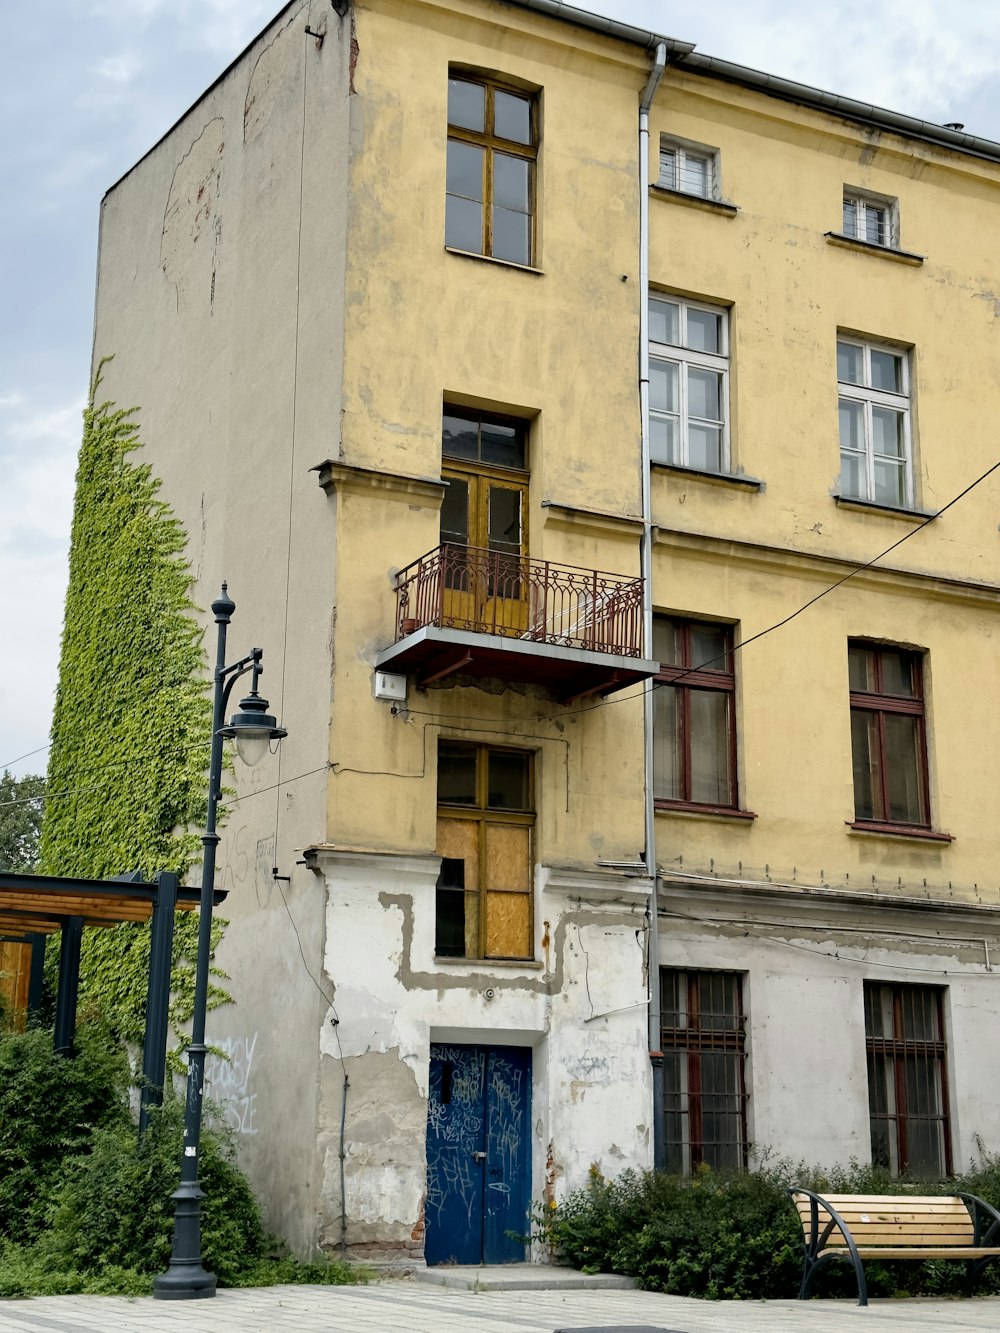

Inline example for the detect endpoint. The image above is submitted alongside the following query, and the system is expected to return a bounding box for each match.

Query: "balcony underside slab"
[375,626,658,702]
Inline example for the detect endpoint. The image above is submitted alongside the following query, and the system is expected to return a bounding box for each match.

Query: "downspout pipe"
[640,41,667,1174]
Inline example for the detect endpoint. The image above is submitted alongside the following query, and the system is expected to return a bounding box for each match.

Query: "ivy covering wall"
[40,361,217,1044]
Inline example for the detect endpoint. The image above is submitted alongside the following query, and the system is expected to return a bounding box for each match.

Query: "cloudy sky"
[3,0,1000,780]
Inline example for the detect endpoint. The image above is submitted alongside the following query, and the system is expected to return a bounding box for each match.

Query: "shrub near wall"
[538,1162,1000,1301]
[40,362,217,1043]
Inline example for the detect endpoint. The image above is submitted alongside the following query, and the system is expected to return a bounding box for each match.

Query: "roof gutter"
[505,1,1000,164]
[502,0,694,57]
[678,52,1000,163]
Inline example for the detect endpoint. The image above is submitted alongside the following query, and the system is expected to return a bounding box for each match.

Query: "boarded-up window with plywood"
[436,742,533,960]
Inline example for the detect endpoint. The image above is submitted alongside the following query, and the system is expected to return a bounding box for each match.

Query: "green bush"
[538,1157,1000,1301]
[39,1098,266,1287]
[0,1025,130,1241]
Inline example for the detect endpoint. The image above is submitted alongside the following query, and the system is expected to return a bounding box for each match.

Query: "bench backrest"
[792,1194,973,1249]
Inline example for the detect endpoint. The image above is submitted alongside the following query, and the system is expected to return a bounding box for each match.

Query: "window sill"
[650,185,738,217]
[832,493,936,522]
[653,462,764,491]
[824,232,925,266]
[656,801,757,823]
[444,246,544,276]
[847,821,953,844]
[434,955,544,970]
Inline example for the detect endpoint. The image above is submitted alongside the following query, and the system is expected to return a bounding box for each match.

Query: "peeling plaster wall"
[312,850,652,1259]
[92,0,353,1254]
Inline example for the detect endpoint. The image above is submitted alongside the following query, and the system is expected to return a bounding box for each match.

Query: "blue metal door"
[424,1043,531,1265]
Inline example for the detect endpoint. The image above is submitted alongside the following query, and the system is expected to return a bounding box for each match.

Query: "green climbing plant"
[39,358,220,1045]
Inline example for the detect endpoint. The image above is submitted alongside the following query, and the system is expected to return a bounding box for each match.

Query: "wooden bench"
[789,1189,1000,1306]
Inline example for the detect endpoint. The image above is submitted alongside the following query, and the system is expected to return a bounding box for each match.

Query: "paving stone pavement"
[2,1279,1000,1333]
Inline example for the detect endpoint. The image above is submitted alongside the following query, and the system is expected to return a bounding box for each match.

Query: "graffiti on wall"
[206,1030,259,1135]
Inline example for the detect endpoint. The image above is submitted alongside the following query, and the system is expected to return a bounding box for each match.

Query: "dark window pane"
[494,153,530,212]
[649,298,680,346]
[494,90,532,144]
[880,650,916,698]
[851,709,880,820]
[492,205,531,265]
[446,194,483,253]
[837,341,864,385]
[438,744,477,804]
[652,684,680,800]
[653,618,680,666]
[487,751,531,810]
[440,476,469,546]
[884,713,925,823]
[690,623,729,673]
[442,413,479,461]
[687,307,721,355]
[435,859,467,957]
[448,79,484,132]
[689,689,731,805]
[870,349,902,393]
[848,644,875,691]
[487,486,522,557]
[481,419,526,469]
[843,197,858,235]
[446,140,483,200]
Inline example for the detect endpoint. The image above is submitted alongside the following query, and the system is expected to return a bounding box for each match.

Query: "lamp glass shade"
[233,729,271,767]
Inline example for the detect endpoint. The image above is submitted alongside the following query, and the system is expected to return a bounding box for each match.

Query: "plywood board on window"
[484,822,530,892]
[485,889,530,959]
[436,817,479,889]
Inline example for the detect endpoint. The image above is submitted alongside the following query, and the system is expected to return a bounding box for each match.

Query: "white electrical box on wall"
[373,671,407,702]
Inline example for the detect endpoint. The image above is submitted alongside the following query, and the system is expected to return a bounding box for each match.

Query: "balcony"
[375,544,659,702]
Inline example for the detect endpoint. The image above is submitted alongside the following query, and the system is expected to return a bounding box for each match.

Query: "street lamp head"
[219,689,287,767]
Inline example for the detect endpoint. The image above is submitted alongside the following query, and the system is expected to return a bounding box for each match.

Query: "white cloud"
[95,52,142,84]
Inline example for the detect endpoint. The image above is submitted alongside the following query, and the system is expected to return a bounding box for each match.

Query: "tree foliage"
[39,361,217,1043]
[0,771,45,872]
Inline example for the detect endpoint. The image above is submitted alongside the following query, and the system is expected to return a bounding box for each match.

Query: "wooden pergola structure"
[0,870,215,1128]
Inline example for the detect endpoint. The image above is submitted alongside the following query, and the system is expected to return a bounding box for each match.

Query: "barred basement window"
[865,981,951,1178]
[661,968,748,1173]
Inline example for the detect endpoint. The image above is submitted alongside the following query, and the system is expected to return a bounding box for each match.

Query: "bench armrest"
[958,1192,1000,1247]
[789,1188,864,1263]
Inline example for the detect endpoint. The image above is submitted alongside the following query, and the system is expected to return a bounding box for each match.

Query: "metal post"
[26,932,46,1020]
[154,589,233,1300]
[53,916,83,1055]
[140,871,178,1136]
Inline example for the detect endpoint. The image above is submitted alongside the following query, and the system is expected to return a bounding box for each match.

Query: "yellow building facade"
[88,0,1000,1261]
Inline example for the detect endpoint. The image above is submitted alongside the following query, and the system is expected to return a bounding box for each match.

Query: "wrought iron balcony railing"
[393,543,645,658]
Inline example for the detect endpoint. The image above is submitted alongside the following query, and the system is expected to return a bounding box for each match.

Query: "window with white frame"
[842,189,897,248]
[837,337,912,507]
[649,295,729,472]
[659,136,718,199]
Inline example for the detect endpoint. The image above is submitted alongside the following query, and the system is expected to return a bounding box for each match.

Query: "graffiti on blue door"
[424,1044,531,1265]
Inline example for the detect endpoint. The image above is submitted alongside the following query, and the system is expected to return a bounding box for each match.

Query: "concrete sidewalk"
[2,1271,1000,1333]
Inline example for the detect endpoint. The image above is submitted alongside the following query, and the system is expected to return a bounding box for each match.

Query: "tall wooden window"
[446,74,537,266]
[441,408,529,632]
[661,969,748,1173]
[865,982,951,1178]
[653,616,737,811]
[849,641,930,832]
[435,743,534,960]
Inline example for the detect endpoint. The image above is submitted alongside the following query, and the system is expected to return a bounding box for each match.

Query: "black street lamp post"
[154,584,286,1301]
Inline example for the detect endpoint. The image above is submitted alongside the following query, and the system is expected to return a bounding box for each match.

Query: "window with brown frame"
[435,742,534,960]
[653,616,737,811]
[446,73,537,266]
[865,981,951,1178]
[848,641,930,832]
[441,408,529,630]
[661,968,748,1173]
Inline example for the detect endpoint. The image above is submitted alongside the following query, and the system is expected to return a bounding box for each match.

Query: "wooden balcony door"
[441,464,528,634]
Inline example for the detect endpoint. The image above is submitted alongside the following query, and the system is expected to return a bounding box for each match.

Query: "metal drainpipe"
[639,41,666,1174]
